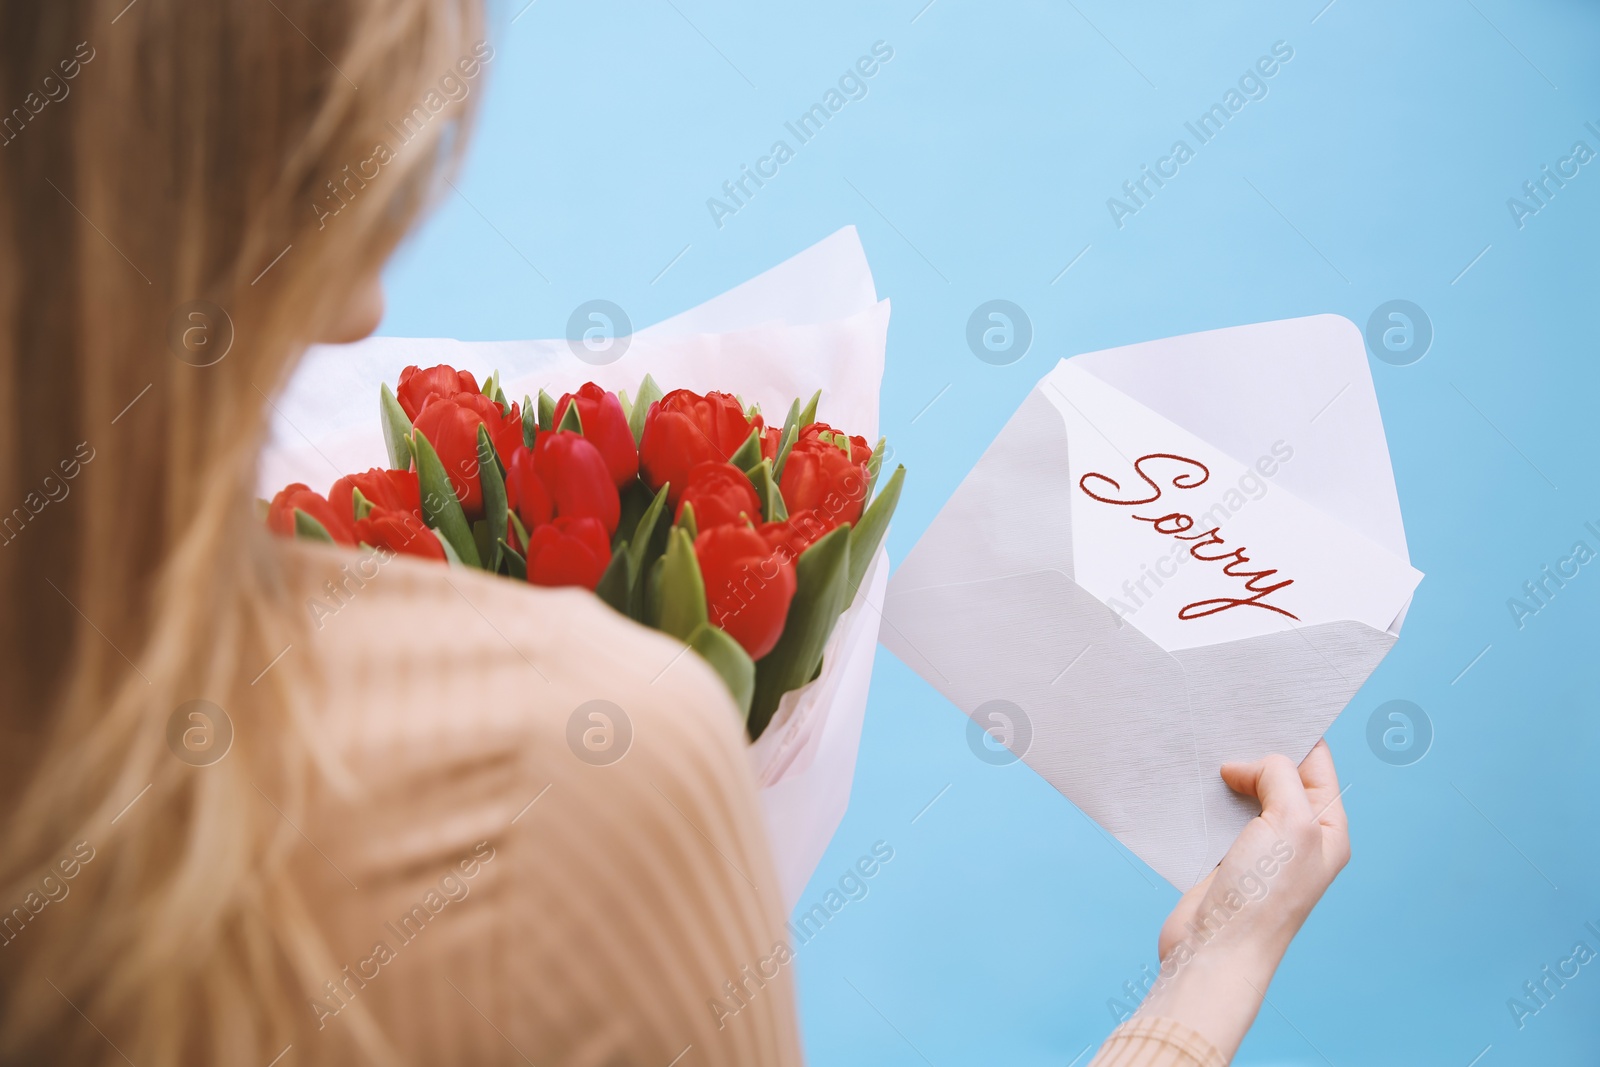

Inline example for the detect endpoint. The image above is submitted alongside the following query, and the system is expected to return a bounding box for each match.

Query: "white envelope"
[880,315,1422,890]
[260,228,890,910]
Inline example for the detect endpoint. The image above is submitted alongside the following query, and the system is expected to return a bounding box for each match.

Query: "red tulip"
[396,364,479,421]
[798,421,872,465]
[639,389,765,506]
[677,462,760,530]
[354,508,446,560]
[503,445,554,541]
[555,382,639,488]
[329,468,422,523]
[267,483,356,545]
[410,391,523,520]
[780,433,870,531]
[759,510,832,565]
[525,516,612,589]
[533,431,620,535]
[695,524,797,660]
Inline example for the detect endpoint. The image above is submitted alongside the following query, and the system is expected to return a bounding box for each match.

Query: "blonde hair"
[0,0,482,1061]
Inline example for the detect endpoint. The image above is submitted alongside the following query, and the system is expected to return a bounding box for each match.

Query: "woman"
[0,1,1350,1063]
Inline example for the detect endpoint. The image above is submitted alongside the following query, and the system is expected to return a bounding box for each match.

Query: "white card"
[1042,360,1423,651]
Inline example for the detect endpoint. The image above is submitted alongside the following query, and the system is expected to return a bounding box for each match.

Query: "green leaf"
[411,429,481,568]
[350,487,374,522]
[772,398,802,483]
[476,424,508,572]
[614,478,648,552]
[645,554,667,627]
[688,621,755,720]
[522,395,538,449]
[628,373,663,445]
[293,508,334,543]
[616,388,633,424]
[627,483,671,620]
[472,520,494,568]
[865,436,888,498]
[728,425,763,473]
[507,510,531,555]
[747,459,787,522]
[629,483,671,564]
[595,542,633,615]
[797,388,821,430]
[656,527,708,642]
[537,389,557,431]
[748,524,851,738]
[499,539,526,579]
[380,382,413,470]
[677,501,698,543]
[483,370,509,414]
[847,463,903,598]
[434,529,465,565]
[556,397,583,435]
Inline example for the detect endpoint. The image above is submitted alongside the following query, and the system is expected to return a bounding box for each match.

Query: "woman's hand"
[1134,740,1350,1060]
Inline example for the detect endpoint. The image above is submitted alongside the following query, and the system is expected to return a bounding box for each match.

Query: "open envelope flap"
[888,389,1079,595]
[1070,314,1411,566]
[1176,621,1396,869]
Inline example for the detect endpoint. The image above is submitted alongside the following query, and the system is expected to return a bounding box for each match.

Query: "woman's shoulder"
[272,540,798,1065]
[273,538,747,775]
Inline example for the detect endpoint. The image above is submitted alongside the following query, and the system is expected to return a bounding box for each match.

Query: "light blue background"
[380,1,1600,1062]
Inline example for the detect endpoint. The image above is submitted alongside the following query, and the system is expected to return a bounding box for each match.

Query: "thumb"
[1220,754,1311,822]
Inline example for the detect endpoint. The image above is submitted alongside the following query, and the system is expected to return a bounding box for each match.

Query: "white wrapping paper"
[260,228,890,909]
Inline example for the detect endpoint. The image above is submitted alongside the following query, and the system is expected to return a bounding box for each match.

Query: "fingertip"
[1219,759,1260,794]
[1299,737,1340,788]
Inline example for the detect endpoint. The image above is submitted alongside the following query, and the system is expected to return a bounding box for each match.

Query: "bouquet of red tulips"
[266,363,904,737]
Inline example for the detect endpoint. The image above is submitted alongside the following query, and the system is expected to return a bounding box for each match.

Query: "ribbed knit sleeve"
[282,543,805,1066]
[1088,1017,1228,1067]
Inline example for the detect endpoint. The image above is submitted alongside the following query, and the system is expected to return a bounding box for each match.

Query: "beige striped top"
[281,541,1223,1066]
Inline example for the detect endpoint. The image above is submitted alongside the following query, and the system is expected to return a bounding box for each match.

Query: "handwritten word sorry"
[1079,452,1298,621]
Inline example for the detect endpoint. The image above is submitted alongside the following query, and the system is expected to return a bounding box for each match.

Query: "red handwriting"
[1078,452,1299,622]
